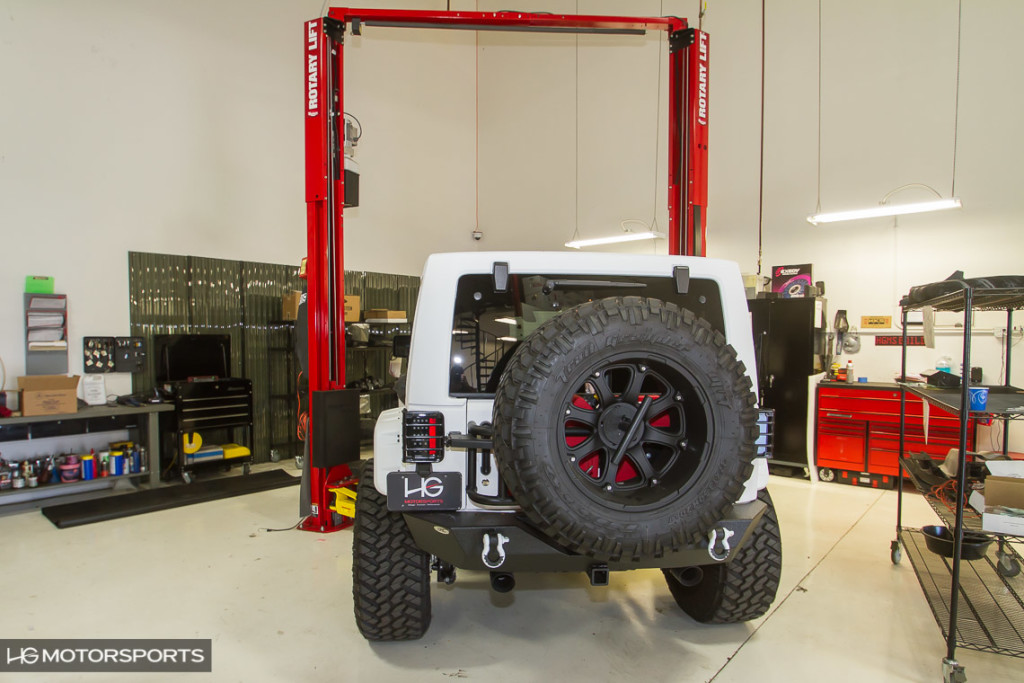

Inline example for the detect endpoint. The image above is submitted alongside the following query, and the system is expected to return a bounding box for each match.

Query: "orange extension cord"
[296,371,309,442]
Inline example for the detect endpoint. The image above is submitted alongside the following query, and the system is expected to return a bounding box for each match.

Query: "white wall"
[3,0,1023,448]
[0,0,477,395]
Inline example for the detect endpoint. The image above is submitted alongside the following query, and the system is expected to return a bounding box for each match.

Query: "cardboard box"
[771,264,813,298]
[344,295,360,322]
[18,375,80,416]
[981,460,1024,535]
[363,309,406,321]
[281,290,303,321]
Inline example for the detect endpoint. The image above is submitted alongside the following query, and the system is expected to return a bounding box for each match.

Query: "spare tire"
[492,296,758,562]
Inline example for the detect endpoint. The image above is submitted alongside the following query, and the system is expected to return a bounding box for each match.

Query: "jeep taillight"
[403,410,445,463]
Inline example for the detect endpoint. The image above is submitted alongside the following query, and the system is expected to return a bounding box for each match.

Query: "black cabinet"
[160,378,253,481]
[748,297,828,469]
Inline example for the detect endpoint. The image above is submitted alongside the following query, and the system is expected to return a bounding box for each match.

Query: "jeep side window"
[449,273,723,397]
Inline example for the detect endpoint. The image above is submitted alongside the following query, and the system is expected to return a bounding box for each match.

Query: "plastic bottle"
[846,360,855,383]
[936,356,952,374]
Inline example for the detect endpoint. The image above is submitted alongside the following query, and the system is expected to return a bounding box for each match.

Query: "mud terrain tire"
[664,489,782,623]
[352,459,432,640]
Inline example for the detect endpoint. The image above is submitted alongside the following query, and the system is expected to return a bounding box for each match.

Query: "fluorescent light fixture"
[494,317,518,325]
[807,198,961,226]
[498,336,518,342]
[452,329,470,335]
[564,230,665,249]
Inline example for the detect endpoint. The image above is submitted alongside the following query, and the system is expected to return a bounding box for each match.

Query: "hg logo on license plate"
[386,471,461,511]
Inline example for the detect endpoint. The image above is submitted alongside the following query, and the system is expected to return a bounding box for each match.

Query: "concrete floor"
[1,469,1021,682]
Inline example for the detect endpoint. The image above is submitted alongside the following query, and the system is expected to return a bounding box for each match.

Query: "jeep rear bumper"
[403,499,766,573]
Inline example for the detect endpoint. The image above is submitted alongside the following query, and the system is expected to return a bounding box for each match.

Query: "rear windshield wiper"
[541,279,647,294]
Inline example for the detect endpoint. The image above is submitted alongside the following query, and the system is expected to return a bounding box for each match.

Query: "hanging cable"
[815,0,822,215]
[699,0,707,32]
[651,0,665,235]
[475,0,480,237]
[571,0,581,243]
[296,371,309,441]
[951,0,962,197]
[757,0,766,275]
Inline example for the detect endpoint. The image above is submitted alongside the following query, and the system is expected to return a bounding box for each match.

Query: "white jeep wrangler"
[352,251,779,640]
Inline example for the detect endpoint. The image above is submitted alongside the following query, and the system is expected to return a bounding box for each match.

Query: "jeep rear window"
[449,273,723,397]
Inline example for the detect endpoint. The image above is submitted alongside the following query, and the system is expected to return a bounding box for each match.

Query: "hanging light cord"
[571,0,581,242]
[951,0,962,197]
[650,0,665,236]
[475,0,480,235]
[757,0,766,275]
[815,0,822,215]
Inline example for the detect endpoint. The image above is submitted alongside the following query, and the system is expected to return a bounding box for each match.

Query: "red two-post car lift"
[301,7,710,532]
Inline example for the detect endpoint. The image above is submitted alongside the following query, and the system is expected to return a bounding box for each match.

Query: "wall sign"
[861,316,892,329]
[875,335,925,346]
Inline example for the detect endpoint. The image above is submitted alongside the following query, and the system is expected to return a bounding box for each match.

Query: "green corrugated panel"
[128,251,191,396]
[129,252,416,465]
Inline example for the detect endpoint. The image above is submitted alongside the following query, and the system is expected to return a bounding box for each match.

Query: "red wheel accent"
[650,412,671,428]
[565,420,590,448]
[577,451,639,483]
[616,458,638,483]
[559,360,703,504]
[579,452,602,479]
[572,395,595,410]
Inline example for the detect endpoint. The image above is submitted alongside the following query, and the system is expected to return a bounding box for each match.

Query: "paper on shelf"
[27,327,64,342]
[922,400,929,444]
[28,297,65,310]
[27,341,68,350]
[986,460,1024,478]
[27,313,64,326]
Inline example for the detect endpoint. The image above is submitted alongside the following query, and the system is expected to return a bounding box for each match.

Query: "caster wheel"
[891,542,902,565]
[818,467,835,482]
[182,471,193,484]
[942,658,967,683]
[997,551,1021,578]
[243,463,252,476]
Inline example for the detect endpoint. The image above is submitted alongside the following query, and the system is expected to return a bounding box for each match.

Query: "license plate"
[386,471,462,511]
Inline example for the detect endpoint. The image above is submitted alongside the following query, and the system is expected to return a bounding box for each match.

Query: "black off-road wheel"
[493,296,758,562]
[664,489,782,623]
[351,459,432,640]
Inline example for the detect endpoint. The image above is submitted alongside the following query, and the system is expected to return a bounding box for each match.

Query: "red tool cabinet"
[814,381,976,488]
